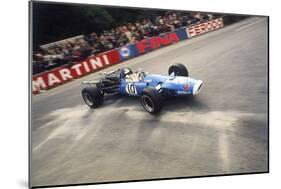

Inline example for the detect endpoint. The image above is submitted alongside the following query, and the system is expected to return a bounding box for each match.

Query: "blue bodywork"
[118,73,202,97]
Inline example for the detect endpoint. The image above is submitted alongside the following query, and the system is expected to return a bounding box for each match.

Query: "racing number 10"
[126,83,137,95]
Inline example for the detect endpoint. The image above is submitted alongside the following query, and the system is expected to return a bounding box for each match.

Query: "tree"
[32,2,165,50]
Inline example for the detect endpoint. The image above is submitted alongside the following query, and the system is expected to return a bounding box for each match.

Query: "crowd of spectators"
[33,11,216,74]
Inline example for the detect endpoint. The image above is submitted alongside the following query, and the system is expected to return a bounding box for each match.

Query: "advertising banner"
[135,31,182,54]
[118,44,139,60]
[32,49,120,93]
[186,18,224,38]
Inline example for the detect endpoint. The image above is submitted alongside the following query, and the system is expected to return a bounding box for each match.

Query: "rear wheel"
[140,88,163,114]
[82,86,104,108]
[168,63,189,77]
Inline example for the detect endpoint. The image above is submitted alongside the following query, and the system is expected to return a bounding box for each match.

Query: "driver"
[125,71,139,82]
[121,68,146,82]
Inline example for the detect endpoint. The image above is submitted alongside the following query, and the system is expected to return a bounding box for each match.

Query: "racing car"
[81,63,203,114]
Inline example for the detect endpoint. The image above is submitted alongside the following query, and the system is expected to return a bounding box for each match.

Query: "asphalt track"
[31,17,268,187]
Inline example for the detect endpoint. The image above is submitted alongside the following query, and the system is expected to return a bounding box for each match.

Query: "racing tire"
[81,86,104,108]
[168,63,189,77]
[140,88,163,114]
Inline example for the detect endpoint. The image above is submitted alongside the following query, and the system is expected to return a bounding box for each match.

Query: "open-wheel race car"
[81,63,203,114]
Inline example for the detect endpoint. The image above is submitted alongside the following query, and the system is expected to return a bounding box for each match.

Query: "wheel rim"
[141,95,154,112]
[83,92,94,106]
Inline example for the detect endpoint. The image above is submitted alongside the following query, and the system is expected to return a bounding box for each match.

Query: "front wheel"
[168,63,189,77]
[140,88,163,114]
[81,86,104,108]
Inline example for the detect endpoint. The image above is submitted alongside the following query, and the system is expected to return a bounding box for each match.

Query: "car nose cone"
[193,80,203,95]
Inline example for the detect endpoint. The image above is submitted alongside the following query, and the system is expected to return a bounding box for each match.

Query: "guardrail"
[32,17,224,94]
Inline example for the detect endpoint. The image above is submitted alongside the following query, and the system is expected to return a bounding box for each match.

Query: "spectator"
[33,11,214,75]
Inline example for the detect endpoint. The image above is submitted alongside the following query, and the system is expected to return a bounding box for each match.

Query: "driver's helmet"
[120,67,133,78]
[123,68,132,75]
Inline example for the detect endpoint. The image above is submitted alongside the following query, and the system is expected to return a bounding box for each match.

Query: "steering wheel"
[138,71,146,81]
